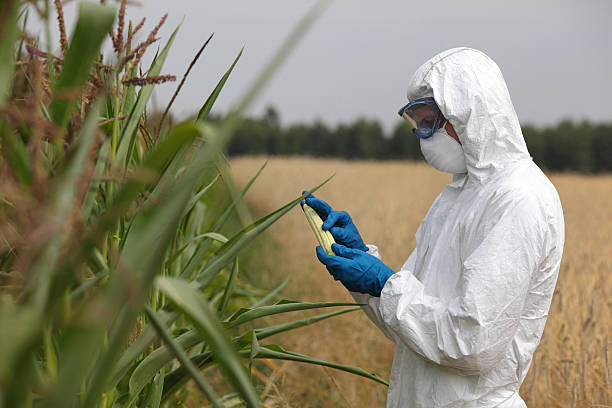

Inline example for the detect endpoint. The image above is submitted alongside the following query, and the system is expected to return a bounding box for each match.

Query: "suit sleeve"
[349,245,418,344]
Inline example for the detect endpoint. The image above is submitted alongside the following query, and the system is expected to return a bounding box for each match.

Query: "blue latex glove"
[316,243,394,297]
[301,192,368,252]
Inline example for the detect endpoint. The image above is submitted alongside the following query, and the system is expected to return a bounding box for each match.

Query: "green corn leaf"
[184,174,220,217]
[144,306,221,408]
[114,122,198,200]
[0,102,102,404]
[211,283,268,299]
[179,0,331,279]
[128,328,200,400]
[246,343,388,386]
[83,174,198,406]
[40,323,105,408]
[156,276,261,407]
[196,47,243,122]
[141,372,164,408]
[122,65,138,116]
[111,310,178,389]
[49,3,115,127]
[23,99,102,310]
[117,23,181,167]
[113,123,222,256]
[121,185,201,284]
[81,139,110,216]
[0,0,19,103]
[114,126,218,285]
[214,160,267,232]
[235,307,359,348]
[130,286,347,399]
[15,6,28,64]
[214,153,253,228]
[160,308,376,400]
[109,123,223,391]
[90,5,329,404]
[218,258,239,315]
[43,325,58,379]
[194,178,333,288]
[82,122,213,407]
[80,309,136,407]
[41,119,200,319]
[70,249,109,301]
[232,1,329,117]
[82,121,200,259]
[248,277,289,308]
[225,299,359,329]
[179,159,268,281]
[0,3,340,407]
[248,331,258,377]
[158,350,211,402]
[165,232,228,270]
[0,120,32,186]
[0,305,41,386]
[177,0,329,283]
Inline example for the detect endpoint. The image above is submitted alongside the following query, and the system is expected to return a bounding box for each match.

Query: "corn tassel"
[302,203,336,255]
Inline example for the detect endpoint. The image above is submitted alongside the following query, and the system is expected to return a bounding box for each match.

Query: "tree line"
[224,107,612,173]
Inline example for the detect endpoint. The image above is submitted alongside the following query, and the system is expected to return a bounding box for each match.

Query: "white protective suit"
[352,48,565,407]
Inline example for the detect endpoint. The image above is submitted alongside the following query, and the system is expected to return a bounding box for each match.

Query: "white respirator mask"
[419,122,467,174]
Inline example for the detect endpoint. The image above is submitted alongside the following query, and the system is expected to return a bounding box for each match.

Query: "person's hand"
[316,243,394,297]
[301,192,368,252]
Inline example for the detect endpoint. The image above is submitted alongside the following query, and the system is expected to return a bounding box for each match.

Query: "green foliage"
[49,3,115,127]
[0,1,385,407]
[227,109,612,173]
[591,124,612,172]
[0,0,19,103]
[388,121,422,160]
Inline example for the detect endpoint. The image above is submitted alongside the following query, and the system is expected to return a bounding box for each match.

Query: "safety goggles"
[397,97,445,139]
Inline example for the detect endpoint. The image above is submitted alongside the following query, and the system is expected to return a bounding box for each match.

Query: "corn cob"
[302,203,336,255]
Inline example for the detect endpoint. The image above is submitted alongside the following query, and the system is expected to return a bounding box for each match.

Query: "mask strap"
[439,120,448,132]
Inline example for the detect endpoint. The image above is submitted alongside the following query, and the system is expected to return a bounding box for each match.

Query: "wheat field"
[229,156,611,408]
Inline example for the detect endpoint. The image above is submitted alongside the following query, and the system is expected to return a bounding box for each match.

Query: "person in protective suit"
[304,48,565,407]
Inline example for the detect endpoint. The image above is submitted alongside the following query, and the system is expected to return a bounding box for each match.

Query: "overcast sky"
[32,0,612,132]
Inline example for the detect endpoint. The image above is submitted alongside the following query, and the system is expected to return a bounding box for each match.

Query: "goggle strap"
[401,112,417,130]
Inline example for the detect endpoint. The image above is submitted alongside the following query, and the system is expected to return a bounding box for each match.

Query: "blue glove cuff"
[370,267,394,297]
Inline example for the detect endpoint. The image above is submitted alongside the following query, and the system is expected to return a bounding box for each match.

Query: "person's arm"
[376,197,543,375]
[349,246,417,344]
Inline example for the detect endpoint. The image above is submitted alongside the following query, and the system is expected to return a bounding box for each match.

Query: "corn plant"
[0,1,387,407]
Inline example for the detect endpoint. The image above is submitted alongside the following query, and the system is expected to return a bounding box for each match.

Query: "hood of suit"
[406,47,530,182]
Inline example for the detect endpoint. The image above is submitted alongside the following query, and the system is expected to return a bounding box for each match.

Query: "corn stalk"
[0,1,387,407]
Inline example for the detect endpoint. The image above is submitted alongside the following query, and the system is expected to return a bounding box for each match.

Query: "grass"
[229,156,612,408]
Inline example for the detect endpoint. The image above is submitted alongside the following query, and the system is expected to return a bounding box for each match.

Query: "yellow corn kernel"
[302,204,336,255]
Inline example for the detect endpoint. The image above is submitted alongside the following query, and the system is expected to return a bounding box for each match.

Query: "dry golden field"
[229,156,611,408]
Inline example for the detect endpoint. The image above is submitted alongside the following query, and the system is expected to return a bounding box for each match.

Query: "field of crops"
[230,156,612,408]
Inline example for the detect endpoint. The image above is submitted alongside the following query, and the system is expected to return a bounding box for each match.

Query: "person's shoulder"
[491,161,563,225]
